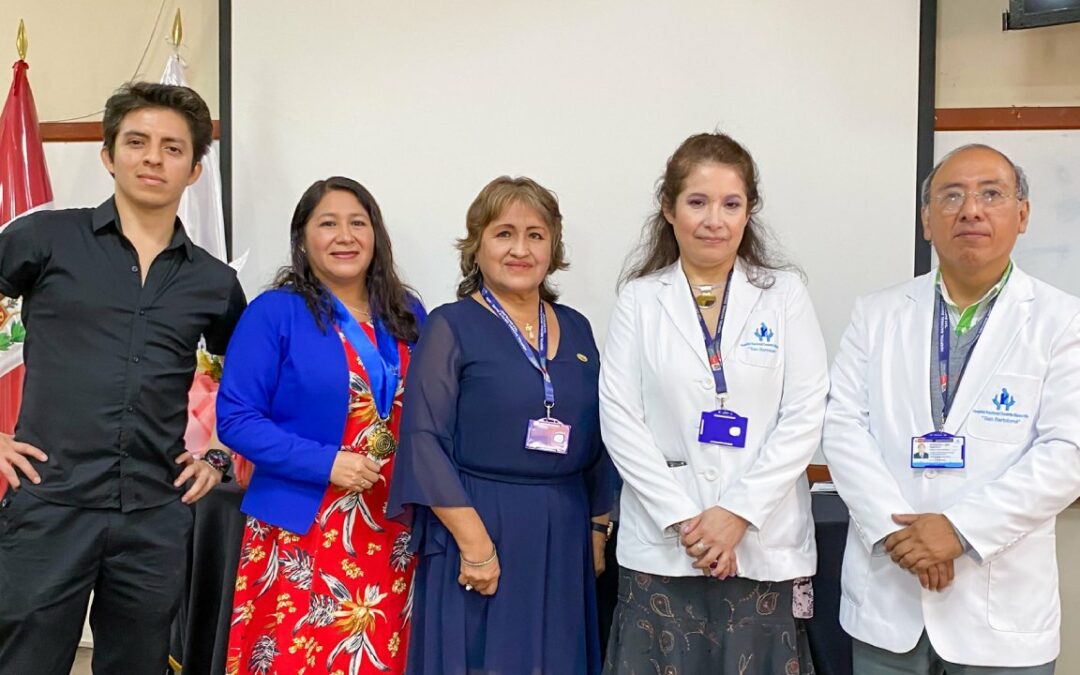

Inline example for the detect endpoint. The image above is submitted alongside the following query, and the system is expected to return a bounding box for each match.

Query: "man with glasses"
[823,144,1080,674]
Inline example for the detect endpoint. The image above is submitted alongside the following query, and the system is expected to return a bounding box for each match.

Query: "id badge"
[525,418,571,454]
[911,431,965,469]
[698,409,749,448]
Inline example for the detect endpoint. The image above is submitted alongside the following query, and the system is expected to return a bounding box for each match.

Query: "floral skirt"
[226,486,416,675]
[603,567,815,675]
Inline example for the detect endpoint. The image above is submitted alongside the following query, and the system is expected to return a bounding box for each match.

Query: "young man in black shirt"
[0,82,246,675]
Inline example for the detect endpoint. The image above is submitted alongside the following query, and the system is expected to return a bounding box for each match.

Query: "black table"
[170,482,245,675]
[807,491,853,675]
[170,486,854,675]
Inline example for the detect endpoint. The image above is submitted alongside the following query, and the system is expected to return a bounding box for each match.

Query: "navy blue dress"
[387,297,615,675]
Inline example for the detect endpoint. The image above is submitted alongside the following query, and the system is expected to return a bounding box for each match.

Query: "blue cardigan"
[217,288,425,534]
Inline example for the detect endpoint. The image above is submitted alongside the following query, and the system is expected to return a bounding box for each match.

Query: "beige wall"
[0,0,219,121]
[938,0,1080,107]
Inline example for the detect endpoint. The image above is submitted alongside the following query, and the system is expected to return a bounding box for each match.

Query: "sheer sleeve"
[584,439,617,517]
[387,310,472,531]
[576,311,618,517]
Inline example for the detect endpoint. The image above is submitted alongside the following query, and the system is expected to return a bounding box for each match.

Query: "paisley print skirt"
[603,567,815,675]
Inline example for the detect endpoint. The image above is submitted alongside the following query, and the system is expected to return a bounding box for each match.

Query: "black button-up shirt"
[0,198,246,511]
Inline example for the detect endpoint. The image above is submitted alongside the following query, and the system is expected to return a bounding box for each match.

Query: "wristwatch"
[201,448,234,483]
[591,521,613,541]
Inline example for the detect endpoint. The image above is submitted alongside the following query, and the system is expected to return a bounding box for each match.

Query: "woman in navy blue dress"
[387,176,615,674]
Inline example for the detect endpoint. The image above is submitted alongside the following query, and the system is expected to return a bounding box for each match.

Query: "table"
[170,486,855,675]
[807,491,853,675]
[170,482,245,675]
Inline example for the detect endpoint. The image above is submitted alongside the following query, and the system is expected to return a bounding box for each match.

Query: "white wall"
[230,1,922,355]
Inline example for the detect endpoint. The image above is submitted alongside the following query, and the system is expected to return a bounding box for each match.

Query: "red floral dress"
[226,325,415,675]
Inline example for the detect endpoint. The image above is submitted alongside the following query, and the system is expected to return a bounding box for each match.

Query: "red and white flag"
[0,59,54,493]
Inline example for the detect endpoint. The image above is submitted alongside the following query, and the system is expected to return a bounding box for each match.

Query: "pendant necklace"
[693,285,719,309]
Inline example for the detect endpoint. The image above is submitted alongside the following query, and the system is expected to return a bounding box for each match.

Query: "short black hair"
[102,82,213,169]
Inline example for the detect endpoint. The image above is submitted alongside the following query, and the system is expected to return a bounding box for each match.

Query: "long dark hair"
[272,177,420,343]
[621,132,790,288]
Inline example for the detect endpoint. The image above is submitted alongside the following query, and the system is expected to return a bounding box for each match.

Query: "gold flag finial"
[171,9,183,50]
[16,19,27,60]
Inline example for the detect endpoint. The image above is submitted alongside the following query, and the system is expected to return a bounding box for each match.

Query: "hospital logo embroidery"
[992,387,1016,411]
[973,384,1029,426]
[739,320,779,354]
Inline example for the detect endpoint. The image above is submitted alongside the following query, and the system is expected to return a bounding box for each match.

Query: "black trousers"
[0,488,192,675]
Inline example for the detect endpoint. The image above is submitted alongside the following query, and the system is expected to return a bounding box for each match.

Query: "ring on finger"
[464,584,474,592]
[695,541,706,554]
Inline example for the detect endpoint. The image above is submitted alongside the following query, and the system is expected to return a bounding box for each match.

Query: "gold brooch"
[576,353,588,363]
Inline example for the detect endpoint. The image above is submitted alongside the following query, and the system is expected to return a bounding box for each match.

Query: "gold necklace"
[693,285,719,308]
[482,291,539,340]
[343,302,371,322]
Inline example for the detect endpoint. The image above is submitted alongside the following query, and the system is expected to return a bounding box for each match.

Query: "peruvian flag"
[0,59,54,495]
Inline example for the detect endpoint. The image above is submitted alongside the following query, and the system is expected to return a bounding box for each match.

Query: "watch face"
[203,449,231,471]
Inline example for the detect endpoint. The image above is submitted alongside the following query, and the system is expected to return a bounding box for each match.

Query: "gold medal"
[366,419,397,459]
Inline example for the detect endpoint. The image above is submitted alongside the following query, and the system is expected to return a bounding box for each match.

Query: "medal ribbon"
[332,296,401,420]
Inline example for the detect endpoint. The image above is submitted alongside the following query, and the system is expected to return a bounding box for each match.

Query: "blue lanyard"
[479,286,555,414]
[936,290,996,427]
[692,269,734,400]
[332,296,401,420]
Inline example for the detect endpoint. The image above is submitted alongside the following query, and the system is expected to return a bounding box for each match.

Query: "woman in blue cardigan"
[217,177,425,675]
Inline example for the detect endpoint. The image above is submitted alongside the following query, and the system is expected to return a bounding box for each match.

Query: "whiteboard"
[934,131,1080,297]
[231,1,922,353]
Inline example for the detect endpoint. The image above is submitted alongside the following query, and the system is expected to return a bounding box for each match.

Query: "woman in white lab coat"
[599,132,828,674]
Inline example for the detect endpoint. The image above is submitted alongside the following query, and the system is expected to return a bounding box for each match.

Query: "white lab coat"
[823,266,1080,667]
[599,260,828,580]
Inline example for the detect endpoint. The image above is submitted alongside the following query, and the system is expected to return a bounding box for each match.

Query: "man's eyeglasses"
[933,188,1018,214]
